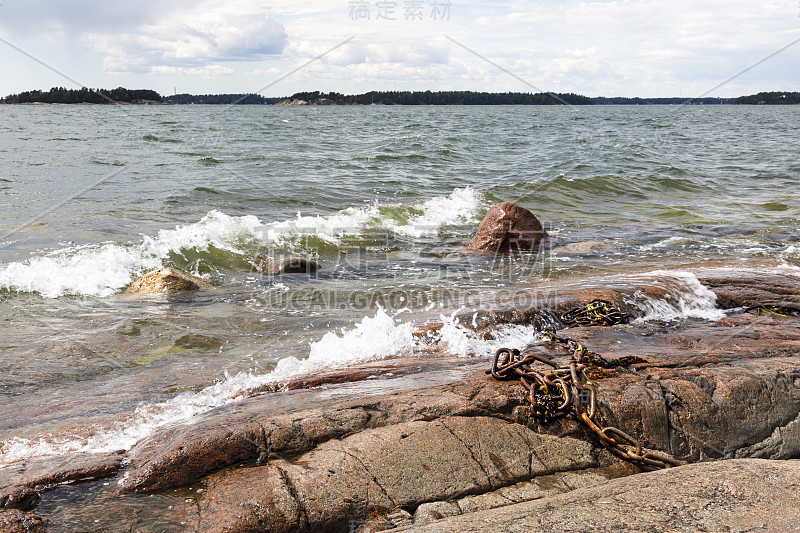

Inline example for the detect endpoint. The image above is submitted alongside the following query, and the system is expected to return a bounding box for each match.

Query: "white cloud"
[1,0,288,74]
[90,6,287,73]
[0,0,798,94]
[150,65,236,78]
[245,67,282,76]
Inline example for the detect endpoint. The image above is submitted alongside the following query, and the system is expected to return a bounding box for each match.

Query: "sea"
[0,104,799,520]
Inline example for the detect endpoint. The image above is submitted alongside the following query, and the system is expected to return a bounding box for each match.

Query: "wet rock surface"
[393,459,800,533]
[466,202,548,253]
[1,452,122,513]
[6,269,800,532]
[126,267,213,294]
[0,509,48,533]
[696,269,800,308]
[254,255,319,275]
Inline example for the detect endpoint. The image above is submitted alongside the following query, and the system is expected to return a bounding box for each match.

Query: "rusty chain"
[488,302,680,472]
[560,298,631,327]
[743,302,800,317]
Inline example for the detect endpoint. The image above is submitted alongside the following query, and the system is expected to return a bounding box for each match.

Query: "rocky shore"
[1,266,799,532]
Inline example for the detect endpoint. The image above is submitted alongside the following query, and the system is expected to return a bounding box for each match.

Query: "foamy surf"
[0,303,530,466]
[626,270,726,322]
[0,188,484,298]
[0,210,262,298]
[261,186,483,245]
[0,270,736,465]
[436,308,542,356]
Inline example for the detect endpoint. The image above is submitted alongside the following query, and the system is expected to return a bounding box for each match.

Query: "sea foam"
[0,303,532,465]
[0,188,484,298]
[627,270,726,322]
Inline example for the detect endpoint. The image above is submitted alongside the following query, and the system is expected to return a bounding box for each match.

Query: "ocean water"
[1,104,799,468]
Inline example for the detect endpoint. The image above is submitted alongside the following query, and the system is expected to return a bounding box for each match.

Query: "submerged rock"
[0,452,123,515]
[126,267,212,294]
[467,202,547,253]
[254,255,319,275]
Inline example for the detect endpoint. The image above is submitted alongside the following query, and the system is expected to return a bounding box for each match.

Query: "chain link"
[560,299,631,327]
[743,302,800,317]
[488,303,680,472]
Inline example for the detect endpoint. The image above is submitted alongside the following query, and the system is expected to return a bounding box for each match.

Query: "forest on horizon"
[2,87,798,106]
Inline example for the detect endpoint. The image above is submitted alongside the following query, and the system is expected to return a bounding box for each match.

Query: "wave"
[0,211,263,298]
[0,188,484,298]
[0,269,734,464]
[261,186,483,244]
[0,305,536,466]
[534,173,702,198]
[626,270,726,322]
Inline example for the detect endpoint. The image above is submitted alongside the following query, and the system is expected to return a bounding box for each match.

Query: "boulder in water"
[255,255,319,275]
[467,202,547,252]
[127,268,212,294]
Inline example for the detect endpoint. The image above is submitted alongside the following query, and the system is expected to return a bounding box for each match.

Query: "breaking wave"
[0,188,484,298]
[0,304,535,466]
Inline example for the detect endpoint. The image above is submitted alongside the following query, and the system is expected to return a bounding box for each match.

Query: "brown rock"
[126,267,212,294]
[697,269,800,308]
[0,487,39,513]
[0,509,48,533]
[254,255,319,275]
[16,269,800,532]
[118,358,511,494]
[118,270,800,495]
[413,464,635,524]
[196,416,602,533]
[560,240,610,253]
[467,202,547,252]
[1,452,122,512]
[394,459,800,532]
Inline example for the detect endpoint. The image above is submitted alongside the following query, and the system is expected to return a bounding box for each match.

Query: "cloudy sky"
[1,0,798,98]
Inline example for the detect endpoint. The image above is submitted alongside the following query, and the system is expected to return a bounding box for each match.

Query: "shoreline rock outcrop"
[4,269,800,532]
[467,202,548,253]
[0,509,48,533]
[394,459,800,532]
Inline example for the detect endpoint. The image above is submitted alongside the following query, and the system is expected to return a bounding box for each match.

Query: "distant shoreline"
[2,88,799,106]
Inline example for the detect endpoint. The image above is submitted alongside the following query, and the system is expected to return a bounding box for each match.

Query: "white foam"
[266,306,416,378]
[0,303,542,466]
[0,243,158,298]
[627,270,725,322]
[436,308,541,356]
[262,186,483,244]
[0,210,263,298]
[391,187,484,238]
[0,307,417,466]
[261,204,380,245]
[0,188,484,298]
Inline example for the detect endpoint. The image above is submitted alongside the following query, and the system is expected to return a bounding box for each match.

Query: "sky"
[1,0,799,98]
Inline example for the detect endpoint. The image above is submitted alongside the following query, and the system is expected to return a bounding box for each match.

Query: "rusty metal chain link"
[560,299,631,327]
[488,303,680,472]
[743,302,800,317]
